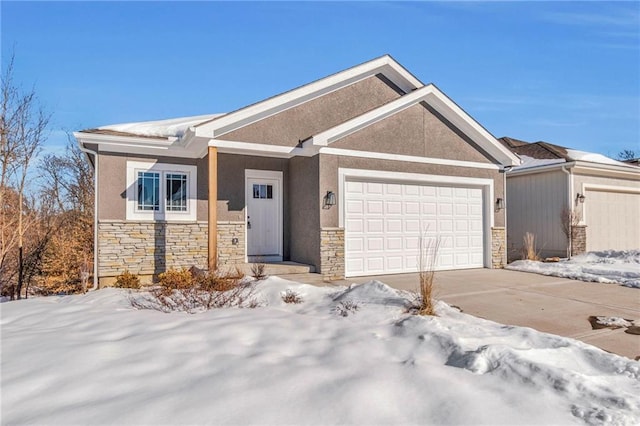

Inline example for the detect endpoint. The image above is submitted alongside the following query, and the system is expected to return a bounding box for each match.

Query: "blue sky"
[2,1,639,158]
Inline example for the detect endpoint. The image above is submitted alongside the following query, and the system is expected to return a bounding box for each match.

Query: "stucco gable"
[329,102,494,164]
[220,74,404,147]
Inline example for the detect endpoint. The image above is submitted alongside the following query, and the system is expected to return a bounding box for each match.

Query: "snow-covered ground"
[2,278,639,425]
[508,250,640,288]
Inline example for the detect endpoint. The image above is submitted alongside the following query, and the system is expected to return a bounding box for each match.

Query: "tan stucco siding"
[97,152,208,221]
[221,75,404,146]
[289,156,321,268]
[318,154,505,228]
[506,170,568,258]
[331,103,494,164]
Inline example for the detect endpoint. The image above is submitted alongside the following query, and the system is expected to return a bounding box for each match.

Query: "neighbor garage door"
[585,189,640,251]
[344,179,485,277]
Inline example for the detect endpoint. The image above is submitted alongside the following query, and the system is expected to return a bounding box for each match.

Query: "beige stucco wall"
[97,152,208,221]
[331,103,494,164]
[318,154,505,229]
[289,156,321,268]
[222,74,404,146]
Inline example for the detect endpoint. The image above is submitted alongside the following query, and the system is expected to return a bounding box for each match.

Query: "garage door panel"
[586,189,640,251]
[345,179,485,276]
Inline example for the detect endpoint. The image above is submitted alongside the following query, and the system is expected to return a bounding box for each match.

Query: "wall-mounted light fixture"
[495,198,505,210]
[324,191,337,208]
[576,193,586,203]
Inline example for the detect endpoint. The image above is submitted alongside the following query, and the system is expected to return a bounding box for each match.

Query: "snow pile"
[593,316,634,328]
[508,250,640,288]
[2,278,639,425]
[99,113,224,138]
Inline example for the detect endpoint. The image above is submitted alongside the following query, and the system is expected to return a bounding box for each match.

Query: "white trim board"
[337,168,495,269]
[319,147,499,170]
[125,160,198,222]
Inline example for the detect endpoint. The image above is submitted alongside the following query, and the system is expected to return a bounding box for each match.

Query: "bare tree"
[617,149,637,161]
[560,207,581,259]
[0,53,51,299]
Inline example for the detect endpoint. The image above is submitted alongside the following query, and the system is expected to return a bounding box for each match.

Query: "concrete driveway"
[280,269,640,360]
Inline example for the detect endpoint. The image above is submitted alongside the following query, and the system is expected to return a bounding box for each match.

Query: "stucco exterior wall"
[288,156,321,268]
[331,103,494,164]
[222,74,404,146]
[506,169,569,259]
[97,152,208,221]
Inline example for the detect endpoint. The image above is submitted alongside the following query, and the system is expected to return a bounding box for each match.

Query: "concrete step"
[223,261,315,276]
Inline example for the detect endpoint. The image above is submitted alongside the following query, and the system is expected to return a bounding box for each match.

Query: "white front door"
[246,170,283,262]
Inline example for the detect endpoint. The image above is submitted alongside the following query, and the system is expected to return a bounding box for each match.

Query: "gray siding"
[506,170,569,259]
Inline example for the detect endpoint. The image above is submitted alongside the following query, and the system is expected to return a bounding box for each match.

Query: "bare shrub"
[522,232,540,261]
[114,270,141,289]
[251,262,267,281]
[333,300,359,317]
[560,207,581,259]
[414,234,441,316]
[281,289,303,304]
[130,267,256,313]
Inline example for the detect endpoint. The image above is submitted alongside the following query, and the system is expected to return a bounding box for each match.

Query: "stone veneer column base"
[320,228,345,280]
[491,227,506,268]
[217,221,245,266]
[571,225,587,256]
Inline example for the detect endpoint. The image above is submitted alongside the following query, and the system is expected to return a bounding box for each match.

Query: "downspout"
[77,142,99,291]
[502,165,513,264]
[560,164,573,258]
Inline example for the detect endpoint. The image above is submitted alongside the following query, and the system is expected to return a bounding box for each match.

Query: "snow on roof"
[515,150,638,170]
[565,148,632,167]
[98,113,225,138]
[516,155,566,169]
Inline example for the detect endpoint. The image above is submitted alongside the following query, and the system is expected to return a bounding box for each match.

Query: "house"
[500,137,640,260]
[74,55,521,286]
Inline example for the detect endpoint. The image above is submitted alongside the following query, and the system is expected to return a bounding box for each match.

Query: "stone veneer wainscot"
[98,221,246,283]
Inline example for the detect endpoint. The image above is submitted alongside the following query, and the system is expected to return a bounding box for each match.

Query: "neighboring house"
[74,55,520,286]
[500,137,640,260]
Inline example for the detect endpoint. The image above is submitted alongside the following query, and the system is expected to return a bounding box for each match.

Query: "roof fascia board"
[195,56,423,139]
[319,147,499,170]
[508,161,639,178]
[307,85,520,166]
[507,162,575,177]
[207,139,314,158]
[74,132,201,159]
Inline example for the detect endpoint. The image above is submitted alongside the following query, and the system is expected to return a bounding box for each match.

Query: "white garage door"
[585,189,640,251]
[344,179,485,277]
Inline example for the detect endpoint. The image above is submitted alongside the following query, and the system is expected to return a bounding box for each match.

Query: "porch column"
[208,146,218,271]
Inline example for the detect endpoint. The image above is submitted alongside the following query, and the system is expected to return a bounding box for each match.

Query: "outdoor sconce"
[495,198,504,210]
[324,191,337,208]
[576,193,586,203]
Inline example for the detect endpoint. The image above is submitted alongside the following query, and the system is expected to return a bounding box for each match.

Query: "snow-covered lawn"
[507,250,640,288]
[2,278,639,425]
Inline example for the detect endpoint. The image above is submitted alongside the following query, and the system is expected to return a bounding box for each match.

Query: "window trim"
[126,161,197,221]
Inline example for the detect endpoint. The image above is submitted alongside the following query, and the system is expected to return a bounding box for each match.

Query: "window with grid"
[166,173,188,211]
[137,171,160,211]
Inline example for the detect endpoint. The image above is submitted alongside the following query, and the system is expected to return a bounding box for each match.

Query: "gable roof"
[305,84,521,166]
[191,55,423,140]
[499,136,639,171]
